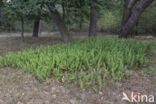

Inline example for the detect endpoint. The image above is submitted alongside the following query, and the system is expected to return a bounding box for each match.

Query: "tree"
[119,0,154,38]
[32,17,40,37]
[2,0,32,39]
[88,0,107,37]
[89,1,97,37]
[30,0,72,43]
[46,5,72,43]
[2,0,72,43]
[65,0,90,32]
[0,0,3,27]
[28,0,47,38]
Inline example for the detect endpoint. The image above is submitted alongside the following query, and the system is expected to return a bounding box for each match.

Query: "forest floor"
[0,32,155,104]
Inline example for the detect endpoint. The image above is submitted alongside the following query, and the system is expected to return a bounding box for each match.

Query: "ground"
[0,33,155,104]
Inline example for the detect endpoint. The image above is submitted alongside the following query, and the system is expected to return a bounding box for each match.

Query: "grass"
[0,37,154,89]
[148,44,156,77]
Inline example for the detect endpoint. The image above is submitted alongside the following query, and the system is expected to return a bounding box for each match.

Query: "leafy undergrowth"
[0,37,153,90]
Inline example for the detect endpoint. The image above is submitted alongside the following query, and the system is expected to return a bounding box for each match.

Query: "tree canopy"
[0,0,155,41]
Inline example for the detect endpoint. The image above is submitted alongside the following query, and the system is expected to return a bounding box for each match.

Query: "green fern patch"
[0,37,153,89]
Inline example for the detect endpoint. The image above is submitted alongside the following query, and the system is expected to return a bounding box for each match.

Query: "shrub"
[1,37,153,89]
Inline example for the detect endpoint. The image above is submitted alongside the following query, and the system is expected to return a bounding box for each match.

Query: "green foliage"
[135,1,156,35]
[102,101,110,104]
[97,9,121,32]
[1,38,153,89]
[0,0,155,35]
[2,0,30,20]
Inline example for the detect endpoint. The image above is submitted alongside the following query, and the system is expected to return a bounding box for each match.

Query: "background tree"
[119,0,154,38]
[42,0,72,43]
[0,0,155,39]
[32,17,40,37]
[89,1,97,37]
[1,0,72,43]
[2,0,31,39]
[28,0,43,38]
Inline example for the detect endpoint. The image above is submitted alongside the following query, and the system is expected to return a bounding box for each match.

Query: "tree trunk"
[79,17,82,32]
[0,0,3,18]
[120,0,137,38]
[0,0,3,6]
[119,0,154,38]
[21,16,24,40]
[62,3,65,20]
[121,0,137,26]
[32,17,40,37]
[89,1,97,37]
[135,21,139,35]
[47,5,71,43]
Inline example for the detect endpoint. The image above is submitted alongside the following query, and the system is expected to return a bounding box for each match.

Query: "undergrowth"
[0,37,153,90]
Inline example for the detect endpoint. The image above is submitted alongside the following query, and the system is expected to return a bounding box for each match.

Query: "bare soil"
[0,33,155,104]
